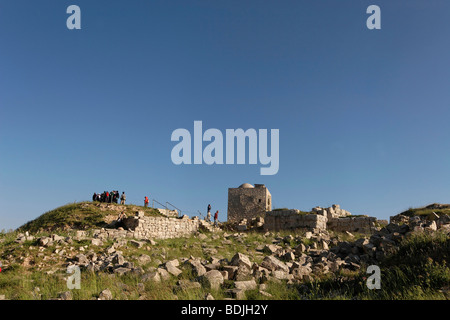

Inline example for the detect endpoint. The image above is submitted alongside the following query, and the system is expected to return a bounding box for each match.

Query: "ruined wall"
[93,213,200,240]
[155,208,179,218]
[264,210,327,231]
[227,184,271,223]
[327,216,377,233]
[312,204,351,219]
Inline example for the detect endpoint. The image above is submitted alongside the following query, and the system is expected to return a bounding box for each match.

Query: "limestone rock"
[186,259,207,277]
[142,272,161,283]
[234,279,257,291]
[175,280,201,291]
[98,289,113,300]
[230,253,252,269]
[58,291,72,300]
[91,239,103,246]
[205,293,215,300]
[200,270,224,290]
[137,254,151,265]
[261,256,289,273]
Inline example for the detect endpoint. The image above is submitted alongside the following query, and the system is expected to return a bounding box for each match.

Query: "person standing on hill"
[144,196,149,207]
[206,204,212,222]
[120,192,126,205]
[214,210,219,227]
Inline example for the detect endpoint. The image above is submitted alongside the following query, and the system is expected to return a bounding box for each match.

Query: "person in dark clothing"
[93,193,97,202]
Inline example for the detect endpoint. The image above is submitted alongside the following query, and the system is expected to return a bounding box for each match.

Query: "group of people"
[206,203,219,227]
[92,191,126,204]
[91,192,219,227]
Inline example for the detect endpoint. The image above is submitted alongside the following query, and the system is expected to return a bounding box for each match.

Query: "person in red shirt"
[144,196,149,207]
[214,210,219,227]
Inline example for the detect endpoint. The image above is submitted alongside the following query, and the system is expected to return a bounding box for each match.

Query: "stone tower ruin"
[227,183,272,223]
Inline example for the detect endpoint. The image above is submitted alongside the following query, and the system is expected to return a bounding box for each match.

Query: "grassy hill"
[399,203,450,218]
[18,202,163,233]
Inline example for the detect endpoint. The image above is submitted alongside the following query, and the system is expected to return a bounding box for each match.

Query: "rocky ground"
[0,207,449,300]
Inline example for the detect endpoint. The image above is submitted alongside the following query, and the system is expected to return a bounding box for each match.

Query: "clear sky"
[1,0,450,230]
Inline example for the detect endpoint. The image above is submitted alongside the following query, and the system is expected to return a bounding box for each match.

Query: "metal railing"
[166,201,182,217]
[152,199,168,210]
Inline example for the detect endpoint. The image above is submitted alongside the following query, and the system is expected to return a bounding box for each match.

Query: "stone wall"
[312,204,351,219]
[93,213,200,240]
[327,216,377,233]
[264,210,327,231]
[155,208,179,218]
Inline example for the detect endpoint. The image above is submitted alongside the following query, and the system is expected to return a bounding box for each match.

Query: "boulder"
[175,280,201,291]
[234,265,252,281]
[222,266,238,279]
[234,280,257,291]
[165,264,182,277]
[226,288,246,300]
[137,254,151,265]
[205,293,215,300]
[230,253,252,269]
[58,291,72,300]
[295,243,306,254]
[129,240,144,248]
[112,254,125,266]
[261,256,289,273]
[98,289,113,300]
[141,272,161,283]
[91,239,103,246]
[186,259,207,277]
[283,252,295,262]
[263,244,281,255]
[75,254,88,264]
[114,267,131,275]
[199,270,224,290]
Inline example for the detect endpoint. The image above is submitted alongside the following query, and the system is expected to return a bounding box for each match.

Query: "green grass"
[18,202,163,233]
[2,211,449,300]
[399,206,450,218]
[296,231,450,300]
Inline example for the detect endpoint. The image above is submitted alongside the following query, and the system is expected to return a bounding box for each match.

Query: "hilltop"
[0,202,448,300]
[398,203,450,218]
[18,202,163,233]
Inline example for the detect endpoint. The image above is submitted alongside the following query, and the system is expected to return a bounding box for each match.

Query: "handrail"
[152,199,168,210]
[166,201,182,217]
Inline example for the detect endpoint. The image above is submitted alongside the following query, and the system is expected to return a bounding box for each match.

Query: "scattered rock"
[230,253,252,270]
[175,280,201,291]
[205,293,215,300]
[98,289,113,300]
[186,259,207,277]
[91,239,103,246]
[199,270,224,290]
[58,291,72,300]
[142,272,161,283]
[234,280,257,291]
[261,256,289,273]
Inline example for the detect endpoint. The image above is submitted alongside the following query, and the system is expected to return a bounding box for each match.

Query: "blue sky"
[1,0,450,230]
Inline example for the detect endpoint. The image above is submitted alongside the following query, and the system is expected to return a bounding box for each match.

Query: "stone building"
[227,183,272,223]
